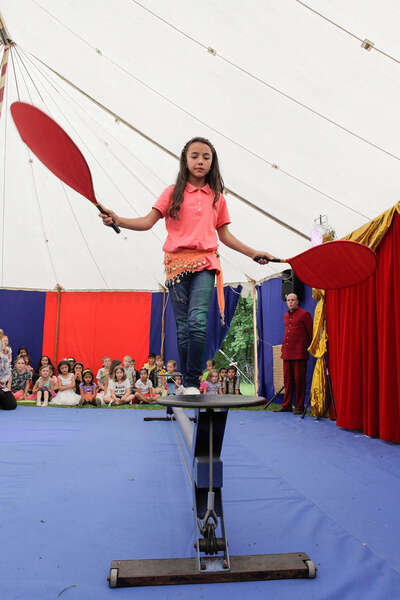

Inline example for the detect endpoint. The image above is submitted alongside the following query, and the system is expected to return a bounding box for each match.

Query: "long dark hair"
[168,137,224,218]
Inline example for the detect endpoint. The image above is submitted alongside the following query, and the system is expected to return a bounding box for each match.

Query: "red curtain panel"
[326,213,400,442]
[42,291,152,372]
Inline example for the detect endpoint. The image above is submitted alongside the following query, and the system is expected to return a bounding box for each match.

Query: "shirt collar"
[185,182,211,194]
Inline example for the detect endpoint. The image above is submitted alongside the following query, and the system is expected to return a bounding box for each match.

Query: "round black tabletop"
[158,394,266,409]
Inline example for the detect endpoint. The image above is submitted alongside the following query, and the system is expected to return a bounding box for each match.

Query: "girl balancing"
[100,137,274,391]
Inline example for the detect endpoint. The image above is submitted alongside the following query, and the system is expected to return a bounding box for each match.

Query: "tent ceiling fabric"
[1,0,399,290]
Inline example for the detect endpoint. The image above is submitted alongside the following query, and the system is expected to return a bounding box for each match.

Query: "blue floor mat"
[1,406,400,599]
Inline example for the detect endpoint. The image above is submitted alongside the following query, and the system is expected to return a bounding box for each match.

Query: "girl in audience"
[222,365,240,395]
[17,347,29,358]
[52,360,80,406]
[0,347,16,410]
[96,356,111,393]
[22,354,34,377]
[73,362,84,394]
[154,355,167,393]
[79,369,97,407]
[219,367,227,386]
[9,356,31,401]
[201,359,216,382]
[33,356,53,384]
[47,364,58,399]
[174,373,185,395]
[2,335,12,364]
[123,355,136,391]
[32,365,54,406]
[108,365,135,407]
[134,368,159,404]
[201,369,222,395]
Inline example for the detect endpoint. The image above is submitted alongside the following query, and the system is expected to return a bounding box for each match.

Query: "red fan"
[10,101,120,234]
[254,240,377,290]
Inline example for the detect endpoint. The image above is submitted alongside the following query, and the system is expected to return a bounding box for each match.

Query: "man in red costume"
[274,293,313,415]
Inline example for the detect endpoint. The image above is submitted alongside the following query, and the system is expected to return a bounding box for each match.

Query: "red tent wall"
[42,291,152,373]
[326,213,400,442]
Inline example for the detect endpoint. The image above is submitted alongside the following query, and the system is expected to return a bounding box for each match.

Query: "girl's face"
[60,364,69,374]
[115,368,124,381]
[175,376,182,386]
[166,363,175,374]
[156,357,163,368]
[123,357,129,367]
[83,373,92,384]
[3,336,9,347]
[104,358,111,369]
[206,360,213,370]
[15,358,25,372]
[140,370,148,382]
[228,369,235,380]
[220,369,227,379]
[41,356,49,366]
[19,349,27,357]
[41,367,50,378]
[186,142,212,182]
[210,372,219,384]
[74,365,83,374]
[148,356,155,366]
[23,356,30,365]
[48,366,54,376]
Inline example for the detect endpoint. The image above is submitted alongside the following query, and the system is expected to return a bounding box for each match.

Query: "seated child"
[219,367,227,386]
[108,365,134,407]
[123,355,136,391]
[79,369,97,407]
[96,356,111,403]
[222,365,240,395]
[134,368,159,404]
[165,359,178,395]
[201,369,222,395]
[10,356,31,401]
[32,365,55,406]
[143,352,156,383]
[51,361,80,406]
[201,359,216,382]
[154,354,167,393]
[47,364,58,399]
[174,373,185,395]
[73,362,84,394]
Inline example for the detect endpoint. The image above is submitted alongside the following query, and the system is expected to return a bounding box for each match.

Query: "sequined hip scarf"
[164,249,225,325]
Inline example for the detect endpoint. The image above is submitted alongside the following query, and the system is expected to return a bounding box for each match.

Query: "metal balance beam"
[108,394,316,587]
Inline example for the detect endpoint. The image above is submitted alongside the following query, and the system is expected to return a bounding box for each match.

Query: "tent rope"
[296,0,400,66]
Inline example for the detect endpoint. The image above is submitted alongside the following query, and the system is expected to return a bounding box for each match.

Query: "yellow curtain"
[308,202,400,417]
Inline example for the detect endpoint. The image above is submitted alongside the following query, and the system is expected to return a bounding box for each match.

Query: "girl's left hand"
[252,251,276,264]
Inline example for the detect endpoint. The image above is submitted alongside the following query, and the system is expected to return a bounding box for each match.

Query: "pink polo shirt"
[153,183,231,254]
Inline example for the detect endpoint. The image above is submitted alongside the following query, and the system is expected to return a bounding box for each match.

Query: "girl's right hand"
[98,206,120,228]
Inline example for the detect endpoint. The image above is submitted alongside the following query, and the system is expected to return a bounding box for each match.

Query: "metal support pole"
[172,407,194,452]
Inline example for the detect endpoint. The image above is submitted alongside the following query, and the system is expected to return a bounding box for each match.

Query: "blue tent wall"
[0,289,46,368]
[256,277,316,401]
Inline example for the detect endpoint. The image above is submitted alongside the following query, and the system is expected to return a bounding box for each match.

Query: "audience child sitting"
[22,354,34,377]
[201,369,222,395]
[79,369,97,407]
[73,362,84,394]
[143,353,156,375]
[174,373,185,395]
[165,359,178,395]
[123,355,136,391]
[1,335,12,365]
[154,354,167,392]
[134,368,159,404]
[32,365,54,406]
[47,364,58,399]
[108,365,135,406]
[33,356,53,385]
[219,367,227,385]
[222,365,240,395]
[0,348,16,410]
[96,356,111,402]
[52,361,80,406]
[9,356,31,401]
[201,359,216,382]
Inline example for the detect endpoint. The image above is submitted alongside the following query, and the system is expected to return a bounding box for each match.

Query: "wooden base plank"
[108,553,315,587]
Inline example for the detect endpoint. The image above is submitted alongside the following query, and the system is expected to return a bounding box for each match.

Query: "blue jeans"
[168,270,215,388]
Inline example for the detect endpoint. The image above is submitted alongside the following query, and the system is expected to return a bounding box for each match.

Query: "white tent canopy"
[1,0,399,291]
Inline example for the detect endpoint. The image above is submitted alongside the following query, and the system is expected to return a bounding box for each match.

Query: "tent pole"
[54,284,62,365]
[160,287,167,359]
[251,280,259,396]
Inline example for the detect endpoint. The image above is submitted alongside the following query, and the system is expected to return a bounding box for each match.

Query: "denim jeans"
[168,269,215,388]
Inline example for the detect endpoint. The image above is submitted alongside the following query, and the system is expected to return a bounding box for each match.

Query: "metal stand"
[264,385,284,409]
[108,395,317,587]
